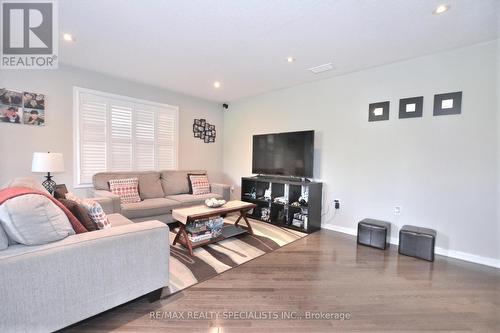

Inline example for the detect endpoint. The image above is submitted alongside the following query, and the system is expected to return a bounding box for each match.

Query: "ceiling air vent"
[308,63,334,74]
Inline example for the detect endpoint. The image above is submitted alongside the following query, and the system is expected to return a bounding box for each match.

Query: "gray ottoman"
[357,218,391,250]
[399,225,436,262]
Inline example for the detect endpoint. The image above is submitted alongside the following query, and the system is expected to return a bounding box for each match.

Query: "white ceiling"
[59,0,500,102]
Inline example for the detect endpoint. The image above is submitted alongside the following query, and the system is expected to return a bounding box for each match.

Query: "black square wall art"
[399,96,423,119]
[368,101,389,122]
[433,91,462,116]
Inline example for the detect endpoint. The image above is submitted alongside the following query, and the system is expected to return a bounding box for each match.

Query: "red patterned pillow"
[188,174,210,195]
[108,178,141,204]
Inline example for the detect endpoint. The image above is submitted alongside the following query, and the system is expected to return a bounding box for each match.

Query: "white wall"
[223,41,499,265]
[0,65,224,194]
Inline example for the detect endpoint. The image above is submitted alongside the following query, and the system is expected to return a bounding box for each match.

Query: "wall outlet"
[394,206,401,215]
[334,199,340,209]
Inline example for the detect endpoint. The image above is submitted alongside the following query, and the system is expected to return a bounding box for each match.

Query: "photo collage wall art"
[0,88,46,126]
[193,118,216,143]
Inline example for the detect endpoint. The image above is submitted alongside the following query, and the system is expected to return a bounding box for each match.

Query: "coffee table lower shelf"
[172,202,257,256]
[174,225,249,255]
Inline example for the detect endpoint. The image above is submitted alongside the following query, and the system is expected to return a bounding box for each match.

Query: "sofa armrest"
[0,221,169,333]
[91,189,121,214]
[210,183,231,201]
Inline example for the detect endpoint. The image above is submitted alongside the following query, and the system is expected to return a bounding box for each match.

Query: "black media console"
[241,176,322,233]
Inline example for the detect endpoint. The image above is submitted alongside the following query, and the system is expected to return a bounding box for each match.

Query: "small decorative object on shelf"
[31,152,65,194]
[264,188,272,201]
[261,207,271,221]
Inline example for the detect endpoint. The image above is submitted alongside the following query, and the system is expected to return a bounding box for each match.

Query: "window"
[73,87,178,187]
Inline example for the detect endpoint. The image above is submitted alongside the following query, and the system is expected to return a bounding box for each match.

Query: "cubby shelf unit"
[241,176,322,233]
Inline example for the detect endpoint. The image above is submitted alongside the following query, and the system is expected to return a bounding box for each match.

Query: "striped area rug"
[167,216,307,295]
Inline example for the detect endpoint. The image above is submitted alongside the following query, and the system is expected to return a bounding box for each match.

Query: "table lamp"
[31,152,65,194]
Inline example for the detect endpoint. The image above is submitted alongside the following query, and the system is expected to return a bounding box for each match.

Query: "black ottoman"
[357,218,391,250]
[399,225,436,262]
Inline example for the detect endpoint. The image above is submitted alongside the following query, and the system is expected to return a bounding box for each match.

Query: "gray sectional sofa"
[0,193,169,333]
[92,170,231,224]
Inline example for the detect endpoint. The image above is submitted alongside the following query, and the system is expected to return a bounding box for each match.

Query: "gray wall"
[223,41,499,263]
[0,65,224,194]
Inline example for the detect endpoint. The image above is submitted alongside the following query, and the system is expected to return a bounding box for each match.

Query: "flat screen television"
[252,130,314,178]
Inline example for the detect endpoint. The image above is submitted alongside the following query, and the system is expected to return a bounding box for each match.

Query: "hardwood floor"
[65,229,500,332]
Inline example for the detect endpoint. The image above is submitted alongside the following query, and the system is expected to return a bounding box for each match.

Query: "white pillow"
[0,225,8,250]
[0,194,75,245]
[3,177,50,194]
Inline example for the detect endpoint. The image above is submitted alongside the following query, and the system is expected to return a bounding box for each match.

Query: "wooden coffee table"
[171,200,257,256]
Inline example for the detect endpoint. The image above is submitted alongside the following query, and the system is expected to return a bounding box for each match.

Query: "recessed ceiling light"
[63,33,74,42]
[287,57,295,63]
[433,4,450,15]
[213,81,221,89]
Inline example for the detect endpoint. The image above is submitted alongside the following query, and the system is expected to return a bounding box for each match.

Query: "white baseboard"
[321,224,500,269]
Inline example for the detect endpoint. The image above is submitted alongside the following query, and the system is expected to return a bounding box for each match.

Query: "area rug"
[167,216,307,295]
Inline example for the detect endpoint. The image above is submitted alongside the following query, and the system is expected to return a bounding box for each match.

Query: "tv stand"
[241,176,322,233]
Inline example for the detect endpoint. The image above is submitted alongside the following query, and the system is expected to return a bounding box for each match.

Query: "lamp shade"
[31,152,65,173]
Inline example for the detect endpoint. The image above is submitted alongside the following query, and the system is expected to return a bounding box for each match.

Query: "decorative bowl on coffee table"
[205,198,226,208]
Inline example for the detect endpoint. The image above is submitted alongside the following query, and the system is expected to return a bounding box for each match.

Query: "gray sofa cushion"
[93,171,164,199]
[121,198,181,219]
[160,170,206,195]
[107,213,134,227]
[166,193,222,207]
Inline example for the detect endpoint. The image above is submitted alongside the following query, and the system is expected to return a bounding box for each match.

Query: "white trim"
[321,223,500,269]
[73,86,178,110]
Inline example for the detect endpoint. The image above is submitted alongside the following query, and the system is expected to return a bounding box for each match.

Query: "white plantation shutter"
[74,88,178,187]
[156,107,178,170]
[135,105,156,171]
[77,93,107,185]
[109,100,133,171]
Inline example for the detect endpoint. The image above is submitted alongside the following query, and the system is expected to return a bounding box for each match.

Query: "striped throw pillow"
[188,174,210,195]
[108,178,141,204]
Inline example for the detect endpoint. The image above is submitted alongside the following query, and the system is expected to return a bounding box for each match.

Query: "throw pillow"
[108,178,141,204]
[65,192,111,230]
[59,199,98,231]
[0,224,8,250]
[188,174,211,195]
[0,194,75,245]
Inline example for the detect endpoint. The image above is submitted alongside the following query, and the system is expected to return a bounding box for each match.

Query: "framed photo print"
[0,104,22,124]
